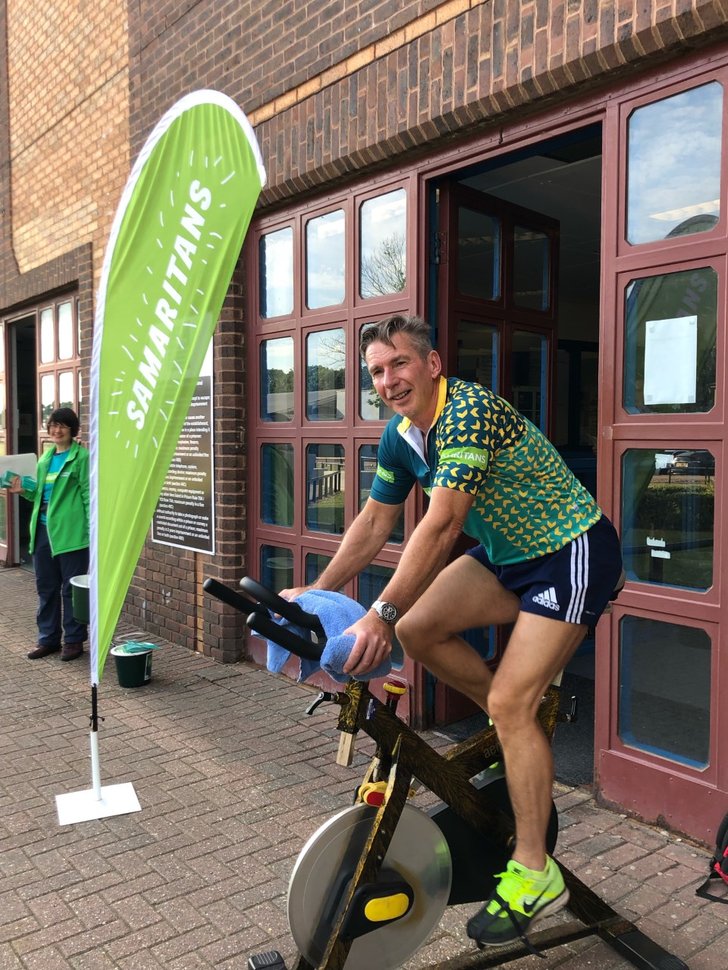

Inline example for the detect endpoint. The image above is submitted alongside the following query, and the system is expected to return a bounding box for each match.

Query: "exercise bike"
[204,576,689,970]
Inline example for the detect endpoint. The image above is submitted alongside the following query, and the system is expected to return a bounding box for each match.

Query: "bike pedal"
[247,952,288,970]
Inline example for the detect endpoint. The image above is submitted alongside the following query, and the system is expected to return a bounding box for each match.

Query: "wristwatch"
[371,600,399,625]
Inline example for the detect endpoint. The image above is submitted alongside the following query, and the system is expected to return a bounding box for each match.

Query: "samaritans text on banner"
[89,90,265,685]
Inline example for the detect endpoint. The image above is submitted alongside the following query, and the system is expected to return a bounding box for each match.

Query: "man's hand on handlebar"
[278,585,313,602]
[342,611,393,676]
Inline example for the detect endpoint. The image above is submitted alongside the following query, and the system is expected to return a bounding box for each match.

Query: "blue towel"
[265,589,393,683]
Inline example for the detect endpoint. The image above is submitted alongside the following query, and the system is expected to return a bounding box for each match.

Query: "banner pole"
[90,686,102,799]
[55,682,141,824]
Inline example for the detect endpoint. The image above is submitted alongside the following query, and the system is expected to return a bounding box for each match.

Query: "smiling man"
[283,313,623,951]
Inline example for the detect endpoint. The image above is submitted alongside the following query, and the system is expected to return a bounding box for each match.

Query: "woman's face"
[47,421,73,451]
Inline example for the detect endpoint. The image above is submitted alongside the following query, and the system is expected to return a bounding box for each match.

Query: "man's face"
[365,333,441,428]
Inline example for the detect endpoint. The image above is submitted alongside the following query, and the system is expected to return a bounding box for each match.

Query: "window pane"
[260,337,294,422]
[260,545,293,592]
[40,374,55,425]
[511,331,548,431]
[78,372,84,424]
[40,308,54,363]
[624,267,716,414]
[359,323,394,420]
[58,301,73,360]
[619,615,710,768]
[457,208,500,301]
[306,209,345,308]
[456,321,499,392]
[359,444,404,543]
[513,227,549,310]
[58,371,74,410]
[0,381,5,430]
[306,444,344,534]
[358,563,395,609]
[306,329,345,421]
[627,82,722,245]
[305,552,332,585]
[260,227,294,318]
[621,448,714,590]
[261,443,294,527]
[360,188,406,298]
[0,323,4,370]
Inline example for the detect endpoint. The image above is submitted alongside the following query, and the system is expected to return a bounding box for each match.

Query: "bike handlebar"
[203,577,326,662]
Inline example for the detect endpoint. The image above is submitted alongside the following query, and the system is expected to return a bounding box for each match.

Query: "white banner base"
[56,783,141,825]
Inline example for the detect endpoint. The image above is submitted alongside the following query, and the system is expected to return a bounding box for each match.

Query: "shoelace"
[485,888,546,959]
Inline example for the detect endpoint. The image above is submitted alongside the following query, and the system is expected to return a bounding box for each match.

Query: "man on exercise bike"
[282,313,623,950]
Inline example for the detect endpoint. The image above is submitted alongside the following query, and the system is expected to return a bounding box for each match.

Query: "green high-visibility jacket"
[22,440,90,556]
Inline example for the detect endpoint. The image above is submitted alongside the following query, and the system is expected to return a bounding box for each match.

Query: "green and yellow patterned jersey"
[369,376,601,565]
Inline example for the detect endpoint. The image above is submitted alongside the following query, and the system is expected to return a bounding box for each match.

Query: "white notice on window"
[643,315,697,405]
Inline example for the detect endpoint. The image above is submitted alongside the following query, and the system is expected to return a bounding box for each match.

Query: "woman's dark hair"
[359,314,434,360]
[47,407,80,438]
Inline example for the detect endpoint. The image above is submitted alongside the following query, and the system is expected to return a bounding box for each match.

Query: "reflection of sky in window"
[261,228,293,318]
[627,83,722,244]
[40,309,54,363]
[361,189,406,255]
[263,337,293,372]
[307,210,345,308]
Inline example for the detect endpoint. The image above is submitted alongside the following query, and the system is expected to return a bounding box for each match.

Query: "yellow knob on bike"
[364,892,411,923]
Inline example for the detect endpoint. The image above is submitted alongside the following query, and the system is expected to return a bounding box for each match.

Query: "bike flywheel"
[287,802,452,969]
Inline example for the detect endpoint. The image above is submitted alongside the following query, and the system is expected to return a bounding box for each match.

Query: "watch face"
[376,601,398,624]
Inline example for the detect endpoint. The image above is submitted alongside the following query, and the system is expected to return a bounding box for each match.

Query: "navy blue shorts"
[466,515,623,626]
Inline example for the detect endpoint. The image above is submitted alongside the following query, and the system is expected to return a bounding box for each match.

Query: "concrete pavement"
[1,566,726,969]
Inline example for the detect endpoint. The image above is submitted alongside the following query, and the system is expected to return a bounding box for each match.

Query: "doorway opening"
[10,316,37,568]
[432,124,603,788]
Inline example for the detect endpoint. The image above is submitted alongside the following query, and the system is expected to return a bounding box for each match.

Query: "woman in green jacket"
[10,408,90,661]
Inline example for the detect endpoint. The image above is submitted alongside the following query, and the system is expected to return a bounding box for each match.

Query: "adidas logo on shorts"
[532,587,561,611]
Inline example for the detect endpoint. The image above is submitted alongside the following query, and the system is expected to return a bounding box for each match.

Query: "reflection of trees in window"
[307,329,346,420]
[267,368,294,394]
[307,364,345,392]
[360,233,406,298]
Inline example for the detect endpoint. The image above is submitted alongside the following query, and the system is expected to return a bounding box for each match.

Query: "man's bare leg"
[486,611,586,870]
[397,555,586,872]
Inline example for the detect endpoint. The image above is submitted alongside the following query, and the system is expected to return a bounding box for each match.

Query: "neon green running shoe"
[467,856,569,951]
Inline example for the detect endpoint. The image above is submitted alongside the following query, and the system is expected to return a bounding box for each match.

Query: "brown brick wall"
[252,0,728,204]
[5,0,128,280]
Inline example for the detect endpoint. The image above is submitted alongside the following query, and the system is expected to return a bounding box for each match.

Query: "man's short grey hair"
[359,314,434,360]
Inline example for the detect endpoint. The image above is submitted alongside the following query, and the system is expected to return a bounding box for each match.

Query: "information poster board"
[152,345,215,553]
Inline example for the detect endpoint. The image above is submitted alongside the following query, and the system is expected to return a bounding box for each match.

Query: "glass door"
[598,65,727,841]
[433,182,559,724]
[437,183,558,431]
